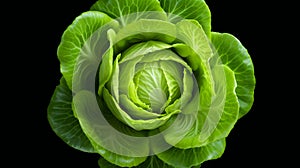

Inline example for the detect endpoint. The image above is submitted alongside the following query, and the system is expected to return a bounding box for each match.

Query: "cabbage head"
[48,0,256,167]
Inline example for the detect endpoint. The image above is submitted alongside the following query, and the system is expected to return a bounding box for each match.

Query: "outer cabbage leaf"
[211,32,255,118]
[57,11,117,89]
[47,77,95,153]
[134,156,174,168]
[113,19,177,52]
[159,0,211,38]
[175,19,213,70]
[155,139,226,168]
[98,155,173,168]
[91,138,147,167]
[73,90,148,167]
[90,0,166,26]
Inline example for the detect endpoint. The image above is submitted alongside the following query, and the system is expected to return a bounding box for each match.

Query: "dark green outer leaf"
[159,0,211,38]
[91,0,165,26]
[98,157,119,168]
[92,139,147,167]
[155,139,226,168]
[73,91,148,167]
[98,155,174,168]
[204,65,239,143]
[47,77,95,153]
[57,11,116,89]
[134,155,174,168]
[211,32,256,118]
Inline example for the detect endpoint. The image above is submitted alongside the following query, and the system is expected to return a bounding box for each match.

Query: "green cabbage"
[47,0,256,167]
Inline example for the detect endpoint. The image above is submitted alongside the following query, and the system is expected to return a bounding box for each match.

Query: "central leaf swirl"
[103,41,196,130]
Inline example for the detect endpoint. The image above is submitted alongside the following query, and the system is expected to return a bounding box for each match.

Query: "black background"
[8,0,294,167]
